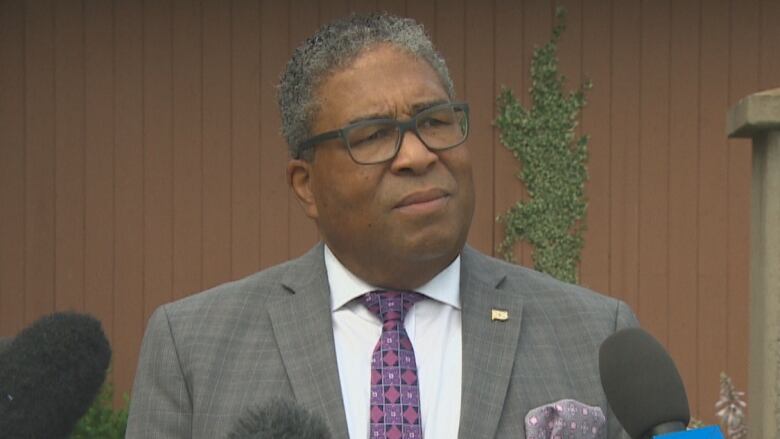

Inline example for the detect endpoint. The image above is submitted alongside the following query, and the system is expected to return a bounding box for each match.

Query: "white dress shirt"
[325,245,462,439]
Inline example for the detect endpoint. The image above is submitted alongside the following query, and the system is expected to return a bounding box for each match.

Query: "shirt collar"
[324,244,462,312]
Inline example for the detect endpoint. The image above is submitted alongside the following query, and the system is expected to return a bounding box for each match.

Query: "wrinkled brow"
[346,99,450,125]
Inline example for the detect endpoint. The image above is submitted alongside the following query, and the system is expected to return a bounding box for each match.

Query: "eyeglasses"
[296,102,470,165]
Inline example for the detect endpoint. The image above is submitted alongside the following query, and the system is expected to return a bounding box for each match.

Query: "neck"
[328,246,459,291]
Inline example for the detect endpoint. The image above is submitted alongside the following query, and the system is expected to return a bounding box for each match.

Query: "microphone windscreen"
[0,312,111,439]
[599,327,690,439]
[228,398,332,439]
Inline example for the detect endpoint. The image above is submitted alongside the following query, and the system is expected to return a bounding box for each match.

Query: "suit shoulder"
[153,246,325,328]
[464,247,631,319]
[509,263,613,305]
[162,262,286,314]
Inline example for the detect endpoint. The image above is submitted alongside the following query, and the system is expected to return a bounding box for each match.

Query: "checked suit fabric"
[363,290,425,439]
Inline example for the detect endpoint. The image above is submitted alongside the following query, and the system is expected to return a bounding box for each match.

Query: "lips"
[394,188,450,209]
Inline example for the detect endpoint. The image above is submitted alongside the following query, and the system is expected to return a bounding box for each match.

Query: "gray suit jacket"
[126,244,637,438]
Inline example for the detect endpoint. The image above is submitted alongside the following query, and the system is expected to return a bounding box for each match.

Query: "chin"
[403,235,463,263]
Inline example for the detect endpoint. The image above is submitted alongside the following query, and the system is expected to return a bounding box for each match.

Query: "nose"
[389,130,438,175]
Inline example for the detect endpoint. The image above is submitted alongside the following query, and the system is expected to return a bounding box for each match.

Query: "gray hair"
[277,13,455,158]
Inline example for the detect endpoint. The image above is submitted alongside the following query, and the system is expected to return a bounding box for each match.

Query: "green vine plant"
[69,377,128,439]
[496,6,590,284]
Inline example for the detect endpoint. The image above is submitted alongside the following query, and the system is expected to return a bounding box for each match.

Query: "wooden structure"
[729,88,780,437]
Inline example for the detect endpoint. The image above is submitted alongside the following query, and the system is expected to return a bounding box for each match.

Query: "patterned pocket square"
[525,399,606,439]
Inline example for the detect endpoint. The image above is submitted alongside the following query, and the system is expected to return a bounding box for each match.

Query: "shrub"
[69,381,128,439]
[496,6,590,284]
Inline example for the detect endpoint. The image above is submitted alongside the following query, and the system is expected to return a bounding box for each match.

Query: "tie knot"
[362,290,424,325]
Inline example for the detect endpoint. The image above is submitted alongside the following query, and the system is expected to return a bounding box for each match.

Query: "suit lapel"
[458,247,524,439]
[267,245,525,439]
[268,245,350,438]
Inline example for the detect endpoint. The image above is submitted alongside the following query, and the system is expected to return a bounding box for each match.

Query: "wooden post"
[728,88,780,438]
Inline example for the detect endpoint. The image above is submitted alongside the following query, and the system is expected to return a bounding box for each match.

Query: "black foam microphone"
[0,312,111,439]
[599,327,690,439]
[228,398,332,439]
[0,336,12,354]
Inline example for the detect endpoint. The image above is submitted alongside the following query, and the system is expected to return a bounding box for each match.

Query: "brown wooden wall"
[1,0,778,422]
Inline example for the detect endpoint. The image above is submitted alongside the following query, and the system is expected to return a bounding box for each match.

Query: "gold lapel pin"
[491,309,509,321]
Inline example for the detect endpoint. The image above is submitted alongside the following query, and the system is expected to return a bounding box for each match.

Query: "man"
[126,13,637,439]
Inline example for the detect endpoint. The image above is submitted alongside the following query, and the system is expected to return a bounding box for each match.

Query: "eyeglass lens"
[345,105,468,164]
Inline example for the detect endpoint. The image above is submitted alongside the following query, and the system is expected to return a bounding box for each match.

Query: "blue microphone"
[657,426,724,438]
[599,328,725,439]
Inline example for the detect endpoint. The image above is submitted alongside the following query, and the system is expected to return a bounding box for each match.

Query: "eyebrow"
[345,99,450,125]
[410,99,448,114]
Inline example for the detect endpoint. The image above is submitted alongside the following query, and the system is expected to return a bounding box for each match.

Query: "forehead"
[313,45,449,127]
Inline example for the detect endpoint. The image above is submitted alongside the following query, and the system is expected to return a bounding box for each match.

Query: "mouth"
[394,188,451,214]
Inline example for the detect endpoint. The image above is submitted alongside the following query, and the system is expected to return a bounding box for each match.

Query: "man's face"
[288,44,475,289]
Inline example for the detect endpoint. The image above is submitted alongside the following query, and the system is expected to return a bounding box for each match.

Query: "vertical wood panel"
[492,0,524,262]
[24,0,56,322]
[84,0,115,343]
[231,0,261,279]
[556,0,583,280]
[522,0,552,82]
[376,0,404,16]
[259,0,290,268]
[0,0,26,336]
[143,0,174,317]
[726,0,758,395]
[667,0,700,418]
[580,0,611,293]
[434,0,464,99]
[172,0,203,299]
[288,0,320,259]
[637,0,670,343]
[0,0,758,411]
[405,0,434,36]
[320,0,348,24]
[54,0,85,312]
[556,0,582,110]
[517,0,551,268]
[113,0,145,407]
[609,0,640,309]
[463,0,494,255]
[202,0,233,288]
[348,0,377,14]
[759,0,780,90]
[698,0,730,422]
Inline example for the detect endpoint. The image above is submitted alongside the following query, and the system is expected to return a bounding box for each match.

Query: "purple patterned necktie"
[362,290,425,439]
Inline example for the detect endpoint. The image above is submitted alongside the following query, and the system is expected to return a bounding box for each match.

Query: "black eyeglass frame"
[295,101,470,164]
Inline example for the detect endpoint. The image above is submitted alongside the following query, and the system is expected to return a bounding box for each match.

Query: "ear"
[287,159,319,220]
